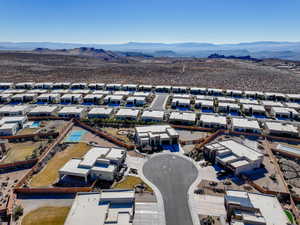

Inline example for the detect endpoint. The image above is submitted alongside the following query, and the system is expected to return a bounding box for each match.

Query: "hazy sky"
[1,0,299,43]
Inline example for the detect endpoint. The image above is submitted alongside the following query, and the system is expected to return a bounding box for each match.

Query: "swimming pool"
[31,121,41,128]
[65,130,87,142]
[24,121,41,128]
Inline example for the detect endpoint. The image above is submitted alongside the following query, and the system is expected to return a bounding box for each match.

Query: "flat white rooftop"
[171,98,191,105]
[58,107,85,114]
[104,95,124,101]
[113,91,130,96]
[238,99,259,105]
[0,105,31,113]
[61,94,83,98]
[126,96,146,102]
[272,107,299,115]
[116,109,139,117]
[0,123,18,129]
[218,139,263,161]
[242,104,265,112]
[88,107,113,115]
[216,97,236,103]
[136,124,177,135]
[141,110,164,120]
[169,112,196,122]
[64,190,134,225]
[218,102,240,109]
[261,100,283,107]
[172,94,191,99]
[195,95,215,101]
[200,114,227,125]
[284,102,300,109]
[84,94,103,99]
[29,105,58,114]
[195,99,214,107]
[37,93,60,98]
[286,94,300,99]
[133,92,151,97]
[265,121,298,134]
[0,116,27,125]
[232,118,261,130]
[225,190,289,225]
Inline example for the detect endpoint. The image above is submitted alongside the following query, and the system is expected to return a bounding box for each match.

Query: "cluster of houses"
[1,82,300,121]
[0,104,299,137]
[0,88,152,107]
[169,93,300,120]
[1,82,300,100]
[0,82,299,137]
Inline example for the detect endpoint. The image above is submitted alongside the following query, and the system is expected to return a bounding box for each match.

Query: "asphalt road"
[150,94,169,111]
[143,154,198,225]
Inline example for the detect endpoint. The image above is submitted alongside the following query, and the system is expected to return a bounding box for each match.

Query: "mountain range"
[1,41,300,60]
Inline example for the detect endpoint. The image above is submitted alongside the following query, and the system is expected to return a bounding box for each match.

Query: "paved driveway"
[150,94,169,111]
[143,154,198,225]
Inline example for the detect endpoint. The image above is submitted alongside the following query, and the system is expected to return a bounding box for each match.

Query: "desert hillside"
[0,51,299,93]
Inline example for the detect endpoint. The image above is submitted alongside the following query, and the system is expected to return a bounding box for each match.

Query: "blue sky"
[0,0,299,44]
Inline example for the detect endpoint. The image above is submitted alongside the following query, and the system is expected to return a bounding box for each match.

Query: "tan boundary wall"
[74,119,135,150]
[0,159,38,170]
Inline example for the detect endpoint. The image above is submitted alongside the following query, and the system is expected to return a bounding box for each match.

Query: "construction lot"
[1,141,47,164]
[101,127,134,145]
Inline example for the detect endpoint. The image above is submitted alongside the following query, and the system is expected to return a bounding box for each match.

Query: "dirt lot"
[245,142,287,193]
[176,129,211,141]
[0,52,299,93]
[17,128,40,135]
[101,127,134,144]
[29,143,91,187]
[197,179,258,197]
[44,120,69,133]
[1,141,47,164]
[278,157,300,196]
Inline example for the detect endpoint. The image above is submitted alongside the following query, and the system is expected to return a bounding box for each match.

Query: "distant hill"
[152,50,177,57]
[208,53,262,62]
[1,50,300,93]
[1,41,300,60]
[32,47,153,62]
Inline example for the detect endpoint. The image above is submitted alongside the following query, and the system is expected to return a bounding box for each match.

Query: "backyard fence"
[74,119,135,150]
[0,159,38,170]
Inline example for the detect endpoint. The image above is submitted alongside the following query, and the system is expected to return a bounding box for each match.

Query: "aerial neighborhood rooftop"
[0,81,299,225]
